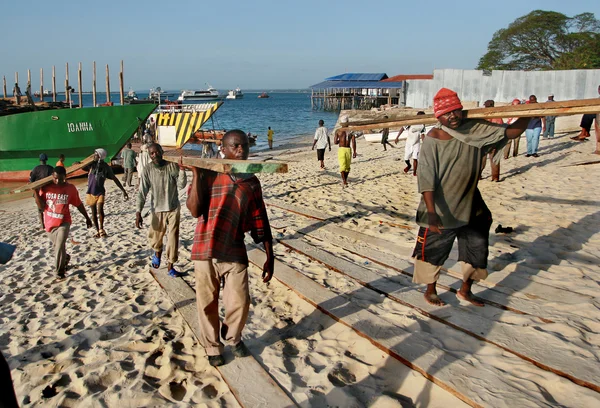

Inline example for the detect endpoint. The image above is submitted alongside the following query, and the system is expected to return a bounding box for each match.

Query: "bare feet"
[456,291,485,307]
[403,166,411,173]
[424,292,445,306]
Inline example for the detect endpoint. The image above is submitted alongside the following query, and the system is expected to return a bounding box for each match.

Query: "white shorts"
[404,142,420,161]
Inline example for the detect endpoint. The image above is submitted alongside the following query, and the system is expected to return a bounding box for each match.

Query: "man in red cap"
[412,88,529,306]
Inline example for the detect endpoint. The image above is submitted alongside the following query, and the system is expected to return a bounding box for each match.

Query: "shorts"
[338,147,351,172]
[412,204,492,269]
[86,194,105,206]
[316,148,325,161]
[404,142,420,161]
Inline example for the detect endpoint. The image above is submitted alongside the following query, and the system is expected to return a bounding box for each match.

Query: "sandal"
[168,267,181,278]
[151,254,161,269]
[99,229,108,238]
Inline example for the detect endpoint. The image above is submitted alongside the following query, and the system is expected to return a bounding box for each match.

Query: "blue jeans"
[526,127,541,154]
[543,118,555,138]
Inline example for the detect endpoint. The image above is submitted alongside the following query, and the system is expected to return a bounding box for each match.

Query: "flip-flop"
[168,267,181,278]
[151,254,161,269]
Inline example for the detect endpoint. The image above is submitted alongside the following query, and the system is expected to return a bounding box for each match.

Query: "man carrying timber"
[413,88,529,306]
[334,116,357,187]
[186,130,274,366]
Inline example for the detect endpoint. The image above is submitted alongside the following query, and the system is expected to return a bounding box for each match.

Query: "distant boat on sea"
[226,87,244,99]
[257,92,270,99]
[33,90,53,98]
[178,85,221,101]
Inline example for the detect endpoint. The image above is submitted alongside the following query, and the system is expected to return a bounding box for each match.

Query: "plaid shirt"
[190,171,272,264]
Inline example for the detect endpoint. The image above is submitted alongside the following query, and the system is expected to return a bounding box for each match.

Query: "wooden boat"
[258,92,270,99]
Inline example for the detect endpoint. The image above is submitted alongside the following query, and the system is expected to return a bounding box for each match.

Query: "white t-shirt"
[404,124,425,147]
[314,126,329,149]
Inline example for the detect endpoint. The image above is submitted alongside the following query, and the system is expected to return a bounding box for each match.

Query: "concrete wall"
[405,68,600,109]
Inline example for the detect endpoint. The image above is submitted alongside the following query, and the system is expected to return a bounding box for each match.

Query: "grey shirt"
[416,119,507,229]
[137,162,187,213]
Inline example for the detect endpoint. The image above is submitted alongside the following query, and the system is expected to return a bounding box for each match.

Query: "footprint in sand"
[327,364,357,387]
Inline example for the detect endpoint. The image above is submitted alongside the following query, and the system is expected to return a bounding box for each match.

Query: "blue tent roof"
[324,73,388,81]
[309,80,404,90]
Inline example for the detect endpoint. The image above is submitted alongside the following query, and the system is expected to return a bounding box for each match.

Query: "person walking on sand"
[381,116,394,151]
[503,99,522,159]
[412,88,529,307]
[34,166,93,278]
[525,95,542,157]
[267,126,274,149]
[30,153,54,230]
[84,148,129,238]
[121,142,137,187]
[334,117,357,187]
[136,143,187,277]
[55,154,66,168]
[312,120,331,169]
[480,100,504,182]
[186,130,274,367]
[542,94,556,139]
[395,111,426,175]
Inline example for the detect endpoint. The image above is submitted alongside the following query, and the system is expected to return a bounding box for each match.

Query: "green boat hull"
[0,104,156,177]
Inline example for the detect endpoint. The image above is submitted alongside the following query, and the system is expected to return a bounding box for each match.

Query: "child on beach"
[84,148,129,238]
[34,166,93,278]
[267,126,274,149]
[395,111,426,175]
[186,130,274,367]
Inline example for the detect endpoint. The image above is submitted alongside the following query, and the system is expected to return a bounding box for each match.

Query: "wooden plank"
[148,266,297,408]
[10,154,95,193]
[247,248,600,408]
[562,159,600,167]
[341,98,600,131]
[278,237,600,392]
[163,154,288,174]
[267,200,594,308]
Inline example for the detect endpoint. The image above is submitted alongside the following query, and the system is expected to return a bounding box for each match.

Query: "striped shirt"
[190,171,272,264]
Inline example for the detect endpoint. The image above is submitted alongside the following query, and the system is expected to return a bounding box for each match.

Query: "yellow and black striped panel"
[155,103,221,147]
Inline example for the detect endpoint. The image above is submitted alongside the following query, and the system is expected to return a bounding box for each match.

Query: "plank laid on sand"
[277,237,600,392]
[247,248,600,408]
[162,152,288,174]
[148,266,297,408]
[267,200,595,307]
[340,98,600,131]
[10,154,95,193]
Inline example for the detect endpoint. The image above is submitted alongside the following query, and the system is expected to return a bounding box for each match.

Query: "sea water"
[52,91,341,151]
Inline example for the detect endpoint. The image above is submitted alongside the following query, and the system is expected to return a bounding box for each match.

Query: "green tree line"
[478,10,600,71]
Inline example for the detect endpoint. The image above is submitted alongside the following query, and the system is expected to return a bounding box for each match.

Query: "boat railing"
[156,103,218,113]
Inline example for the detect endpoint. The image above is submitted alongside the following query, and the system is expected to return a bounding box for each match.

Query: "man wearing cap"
[542,94,556,139]
[84,148,129,238]
[412,88,529,306]
[30,153,54,229]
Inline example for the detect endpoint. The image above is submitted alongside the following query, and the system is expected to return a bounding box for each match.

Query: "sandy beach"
[1,129,599,407]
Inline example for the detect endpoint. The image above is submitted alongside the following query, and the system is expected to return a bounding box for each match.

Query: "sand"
[1,129,599,407]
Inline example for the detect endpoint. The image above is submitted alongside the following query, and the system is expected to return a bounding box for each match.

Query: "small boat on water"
[178,85,221,101]
[226,87,244,99]
[124,88,138,103]
[33,90,54,98]
[257,92,270,99]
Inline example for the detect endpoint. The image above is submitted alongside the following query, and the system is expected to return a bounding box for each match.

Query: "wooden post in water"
[105,64,111,103]
[119,60,124,105]
[3,76,7,98]
[52,66,56,102]
[92,61,97,107]
[40,68,44,101]
[65,62,70,105]
[78,62,83,108]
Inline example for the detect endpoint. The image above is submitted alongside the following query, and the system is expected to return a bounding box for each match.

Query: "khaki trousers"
[49,223,70,273]
[194,260,250,356]
[413,260,488,284]
[148,207,180,264]
[503,137,520,159]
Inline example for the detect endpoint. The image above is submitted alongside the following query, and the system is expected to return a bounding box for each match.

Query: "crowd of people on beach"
[20,85,600,374]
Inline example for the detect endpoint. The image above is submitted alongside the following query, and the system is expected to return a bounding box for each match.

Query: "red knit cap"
[433,88,463,118]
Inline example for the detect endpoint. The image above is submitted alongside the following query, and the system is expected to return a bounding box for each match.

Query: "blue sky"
[1,0,597,90]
